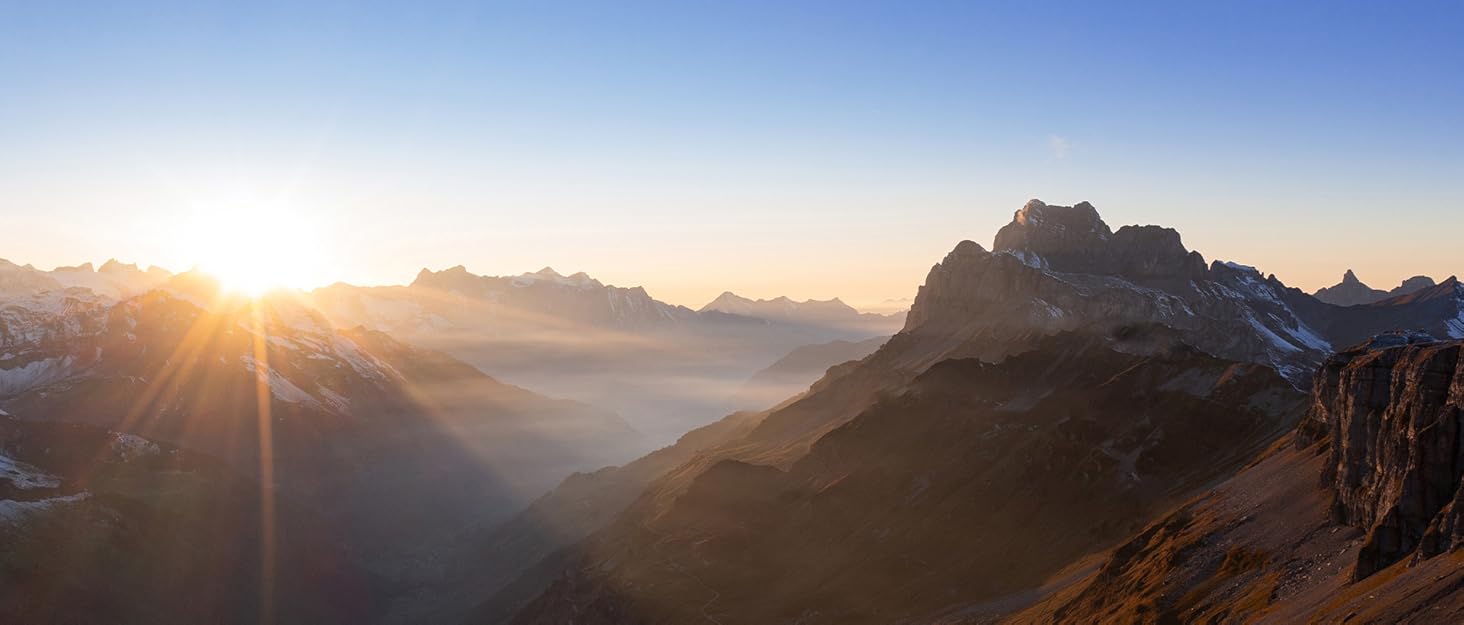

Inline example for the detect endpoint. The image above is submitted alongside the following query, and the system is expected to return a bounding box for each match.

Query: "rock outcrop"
[1310,334,1464,578]
[991,200,1207,283]
[906,201,1464,385]
[1014,336,1464,624]
[907,201,1338,382]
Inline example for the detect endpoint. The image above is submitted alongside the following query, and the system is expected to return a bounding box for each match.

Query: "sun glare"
[177,205,333,296]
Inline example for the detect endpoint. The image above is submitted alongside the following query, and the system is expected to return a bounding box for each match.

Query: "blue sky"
[3,1,1461,307]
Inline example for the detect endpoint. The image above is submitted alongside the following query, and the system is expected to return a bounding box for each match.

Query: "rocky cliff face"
[990,200,1207,283]
[905,201,1334,382]
[905,200,1464,385]
[1012,336,1464,624]
[1309,334,1464,578]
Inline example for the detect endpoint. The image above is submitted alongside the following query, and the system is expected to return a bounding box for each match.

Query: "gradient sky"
[3,1,1462,310]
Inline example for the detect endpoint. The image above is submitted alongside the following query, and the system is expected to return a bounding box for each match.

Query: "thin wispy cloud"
[1048,135,1072,160]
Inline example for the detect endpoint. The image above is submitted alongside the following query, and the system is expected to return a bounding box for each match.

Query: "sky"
[3,1,1462,311]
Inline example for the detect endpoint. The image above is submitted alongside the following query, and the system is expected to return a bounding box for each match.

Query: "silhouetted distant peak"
[1314,269,1385,306]
[697,291,892,332]
[513,267,602,288]
[1313,269,1439,306]
[54,262,94,273]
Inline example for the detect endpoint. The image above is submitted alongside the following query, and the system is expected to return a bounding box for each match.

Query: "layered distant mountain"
[0,269,637,623]
[478,199,1464,625]
[0,257,172,300]
[700,292,904,334]
[310,267,904,444]
[1313,269,1438,306]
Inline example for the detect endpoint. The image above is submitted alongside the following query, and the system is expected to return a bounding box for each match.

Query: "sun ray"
[250,298,277,625]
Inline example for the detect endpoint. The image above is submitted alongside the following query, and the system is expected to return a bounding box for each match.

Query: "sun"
[177,205,333,296]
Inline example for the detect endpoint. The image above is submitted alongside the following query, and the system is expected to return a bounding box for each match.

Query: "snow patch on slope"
[240,355,317,405]
[0,356,76,397]
[0,454,60,489]
[0,492,90,524]
[1245,313,1302,353]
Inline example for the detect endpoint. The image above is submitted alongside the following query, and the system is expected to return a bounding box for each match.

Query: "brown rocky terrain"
[504,328,1305,624]
[0,417,369,624]
[1008,335,1464,624]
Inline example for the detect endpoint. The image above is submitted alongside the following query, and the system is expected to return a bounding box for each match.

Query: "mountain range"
[5,198,1464,624]
[467,200,1464,624]
[0,268,647,622]
[0,255,904,623]
[309,266,904,445]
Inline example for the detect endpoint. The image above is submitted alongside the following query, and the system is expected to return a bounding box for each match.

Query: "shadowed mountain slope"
[0,274,635,622]
[507,328,1304,624]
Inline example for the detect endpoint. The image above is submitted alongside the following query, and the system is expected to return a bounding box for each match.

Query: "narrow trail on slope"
[646,523,725,625]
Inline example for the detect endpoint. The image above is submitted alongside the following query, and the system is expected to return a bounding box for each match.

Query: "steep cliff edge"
[1308,334,1464,578]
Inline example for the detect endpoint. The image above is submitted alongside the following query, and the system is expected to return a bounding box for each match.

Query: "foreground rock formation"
[1309,334,1464,578]
[1013,335,1464,624]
